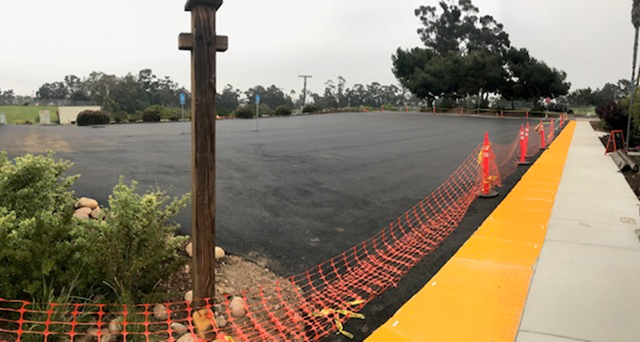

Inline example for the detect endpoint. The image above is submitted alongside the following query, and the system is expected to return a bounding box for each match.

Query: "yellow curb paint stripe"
[366,121,576,342]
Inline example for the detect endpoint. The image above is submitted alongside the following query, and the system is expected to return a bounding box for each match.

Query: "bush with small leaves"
[596,101,629,132]
[303,104,320,114]
[112,111,129,124]
[0,151,189,303]
[235,105,254,119]
[142,106,162,122]
[274,105,292,116]
[77,110,110,126]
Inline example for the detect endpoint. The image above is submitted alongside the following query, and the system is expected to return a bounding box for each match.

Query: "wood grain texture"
[190,4,218,303]
[185,0,222,11]
[179,33,228,52]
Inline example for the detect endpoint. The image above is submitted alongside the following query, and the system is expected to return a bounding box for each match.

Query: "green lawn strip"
[0,106,59,124]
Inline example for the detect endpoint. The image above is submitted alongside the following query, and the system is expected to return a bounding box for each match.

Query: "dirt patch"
[161,255,293,301]
[590,119,606,132]
[622,171,640,197]
[158,253,303,341]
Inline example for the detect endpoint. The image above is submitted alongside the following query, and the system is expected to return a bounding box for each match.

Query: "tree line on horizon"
[0,0,633,114]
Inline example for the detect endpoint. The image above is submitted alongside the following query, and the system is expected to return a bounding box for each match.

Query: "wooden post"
[180,0,227,305]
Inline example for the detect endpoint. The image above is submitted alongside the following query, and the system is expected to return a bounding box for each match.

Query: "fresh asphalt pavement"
[0,112,538,340]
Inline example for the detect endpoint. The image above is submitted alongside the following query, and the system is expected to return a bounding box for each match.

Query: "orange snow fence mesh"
[0,121,565,342]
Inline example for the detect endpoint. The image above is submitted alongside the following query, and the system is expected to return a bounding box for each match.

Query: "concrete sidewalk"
[517,121,640,341]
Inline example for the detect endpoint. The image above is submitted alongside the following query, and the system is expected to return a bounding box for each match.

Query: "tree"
[216,84,241,116]
[109,74,149,114]
[0,88,15,105]
[396,0,569,107]
[244,85,292,110]
[415,0,510,56]
[393,48,459,104]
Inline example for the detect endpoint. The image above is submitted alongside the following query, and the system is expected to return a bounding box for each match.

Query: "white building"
[58,106,102,125]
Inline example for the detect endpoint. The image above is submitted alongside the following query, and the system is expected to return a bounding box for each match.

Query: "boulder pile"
[73,197,102,220]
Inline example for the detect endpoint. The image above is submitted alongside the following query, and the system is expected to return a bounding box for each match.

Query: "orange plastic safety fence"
[0,121,565,342]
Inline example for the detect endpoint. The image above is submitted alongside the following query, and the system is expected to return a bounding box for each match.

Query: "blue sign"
[180,93,186,106]
[256,94,261,104]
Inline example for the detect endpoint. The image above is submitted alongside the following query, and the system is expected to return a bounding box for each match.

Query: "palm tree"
[627,0,640,147]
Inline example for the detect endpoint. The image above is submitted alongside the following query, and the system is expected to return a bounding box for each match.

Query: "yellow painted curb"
[366,122,576,342]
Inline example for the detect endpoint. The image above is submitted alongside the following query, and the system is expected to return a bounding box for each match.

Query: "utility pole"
[179,0,229,306]
[299,75,312,111]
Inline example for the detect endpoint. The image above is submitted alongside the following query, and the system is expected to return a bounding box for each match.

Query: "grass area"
[0,106,59,124]
[572,107,596,117]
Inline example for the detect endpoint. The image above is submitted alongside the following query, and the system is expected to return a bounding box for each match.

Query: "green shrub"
[303,104,320,113]
[382,103,399,112]
[0,152,189,303]
[235,105,255,119]
[112,111,129,124]
[0,152,80,299]
[77,179,189,302]
[169,115,180,122]
[532,102,573,114]
[274,105,292,116]
[217,108,232,117]
[142,106,162,123]
[258,104,272,116]
[77,110,110,126]
[596,101,629,132]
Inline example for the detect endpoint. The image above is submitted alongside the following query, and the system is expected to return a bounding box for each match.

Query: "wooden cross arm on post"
[179,33,228,52]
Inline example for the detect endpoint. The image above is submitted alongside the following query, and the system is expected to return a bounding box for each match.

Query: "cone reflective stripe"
[520,125,527,164]
[540,119,546,150]
[525,122,531,157]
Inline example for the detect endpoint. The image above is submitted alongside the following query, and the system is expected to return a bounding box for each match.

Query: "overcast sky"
[0,0,634,96]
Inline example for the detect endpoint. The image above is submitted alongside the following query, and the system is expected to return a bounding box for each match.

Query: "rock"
[229,297,247,318]
[87,327,99,336]
[177,333,195,342]
[184,264,190,273]
[171,322,188,336]
[185,243,193,257]
[75,207,92,215]
[215,247,225,260]
[184,290,193,302]
[108,317,123,333]
[153,304,168,321]
[101,328,115,342]
[76,197,99,210]
[74,212,90,220]
[90,207,102,219]
[216,315,227,328]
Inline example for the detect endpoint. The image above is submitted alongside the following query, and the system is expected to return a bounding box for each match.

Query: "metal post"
[256,101,259,132]
[181,103,185,135]
[627,78,635,149]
